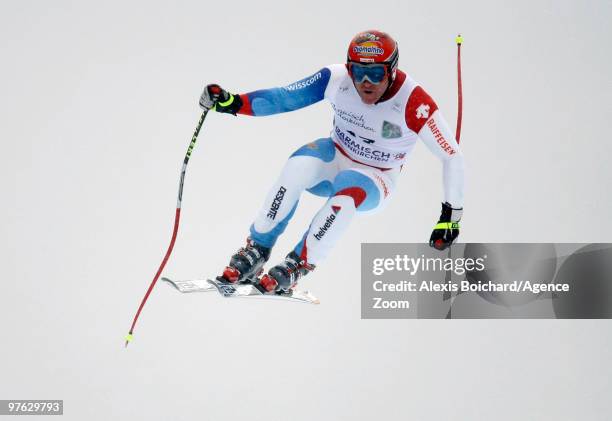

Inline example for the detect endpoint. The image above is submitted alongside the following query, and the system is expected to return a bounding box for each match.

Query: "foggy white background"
[1,0,611,420]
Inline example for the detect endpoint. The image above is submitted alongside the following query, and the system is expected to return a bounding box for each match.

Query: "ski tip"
[302,291,320,304]
[456,34,463,45]
[162,277,181,292]
[124,333,133,347]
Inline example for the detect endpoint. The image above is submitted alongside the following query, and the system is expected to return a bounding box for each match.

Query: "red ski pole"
[444,35,464,318]
[455,34,463,143]
[125,109,209,347]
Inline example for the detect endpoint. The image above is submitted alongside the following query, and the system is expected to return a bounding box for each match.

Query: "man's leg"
[220,138,337,283]
[249,138,337,248]
[259,166,396,292]
[294,167,394,265]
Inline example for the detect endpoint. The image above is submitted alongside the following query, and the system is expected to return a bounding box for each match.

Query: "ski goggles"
[348,63,388,84]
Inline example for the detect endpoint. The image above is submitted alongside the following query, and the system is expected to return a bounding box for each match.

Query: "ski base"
[162,277,320,304]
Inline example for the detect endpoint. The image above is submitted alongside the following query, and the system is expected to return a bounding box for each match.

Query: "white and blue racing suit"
[231,64,464,265]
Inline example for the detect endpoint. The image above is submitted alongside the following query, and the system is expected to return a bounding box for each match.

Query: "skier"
[199,30,464,294]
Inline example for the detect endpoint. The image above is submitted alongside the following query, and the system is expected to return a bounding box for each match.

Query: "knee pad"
[290,138,336,162]
[332,169,381,212]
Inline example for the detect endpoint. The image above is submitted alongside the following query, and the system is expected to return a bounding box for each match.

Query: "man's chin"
[358,92,379,104]
[361,97,378,105]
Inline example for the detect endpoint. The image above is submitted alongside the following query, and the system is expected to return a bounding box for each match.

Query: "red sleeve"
[237,93,253,116]
[405,86,439,133]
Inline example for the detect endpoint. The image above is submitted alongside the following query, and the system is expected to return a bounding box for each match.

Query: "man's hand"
[199,84,243,114]
[429,202,463,251]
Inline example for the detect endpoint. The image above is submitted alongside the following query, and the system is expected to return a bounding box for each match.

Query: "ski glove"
[429,202,463,251]
[199,84,243,115]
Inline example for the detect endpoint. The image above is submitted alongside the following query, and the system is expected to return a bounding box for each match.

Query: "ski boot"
[219,237,271,284]
[258,251,315,293]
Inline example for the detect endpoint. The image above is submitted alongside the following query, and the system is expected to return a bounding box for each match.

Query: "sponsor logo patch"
[314,213,337,241]
[353,33,385,57]
[426,119,456,156]
[373,173,390,198]
[382,121,402,139]
[335,126,391,162]
[219,284,236,294]
[332,104,375,132]
[353,45,384,56]
[267,186,287,220]
[284,72,322,92]
[354,33,380,43]
[416,103,430,119]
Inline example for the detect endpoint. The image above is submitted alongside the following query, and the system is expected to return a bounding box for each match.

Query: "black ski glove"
[429,202,463,251]
[199,84,243,115]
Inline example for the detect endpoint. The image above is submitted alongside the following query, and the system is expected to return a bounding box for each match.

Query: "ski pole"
[444,34,464,318]
[125,109,209,347]
[455,34,463,144]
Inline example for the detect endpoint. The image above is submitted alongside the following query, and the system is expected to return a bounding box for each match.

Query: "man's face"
[353,77,389,104]
[349,63,390,104]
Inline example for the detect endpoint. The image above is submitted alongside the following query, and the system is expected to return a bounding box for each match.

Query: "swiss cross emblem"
[416,104,430,119]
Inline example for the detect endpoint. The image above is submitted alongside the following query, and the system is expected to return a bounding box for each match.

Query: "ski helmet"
[347,30,399,83]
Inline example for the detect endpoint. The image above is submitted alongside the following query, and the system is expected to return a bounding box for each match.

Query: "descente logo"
[284,72,322,91]
[267,186,287,220]
[313,213,337,241]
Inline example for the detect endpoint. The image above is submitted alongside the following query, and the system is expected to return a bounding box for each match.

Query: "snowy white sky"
[1,1,611,420]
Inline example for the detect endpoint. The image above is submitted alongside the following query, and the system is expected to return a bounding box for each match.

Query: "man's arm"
[405,86,464,207]
[200,67,335,116]
[405,85,465,250]
[238,68,332,116]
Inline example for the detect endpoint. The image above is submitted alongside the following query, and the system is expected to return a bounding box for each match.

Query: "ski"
[162,277,320,304]
[162,277,216,293]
